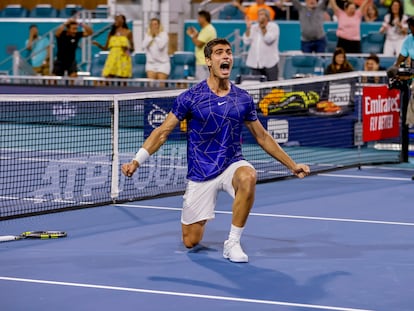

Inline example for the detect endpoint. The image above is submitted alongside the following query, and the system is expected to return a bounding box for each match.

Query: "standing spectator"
[243,9,280,81]
[53,18,93,77]
[379,0,408,57]
[121,38,310,263]
[244,0,276,21]
[329,0,370,53]
[142,17,170,82]
[394,16,414,66]
[218,0,246,20]
[291,0,329,53]
[324,47,354,74]
[25,24,50,75]
[186,10,217,80]
[403,0,414,17]
[93,14,134,78]
[363,3,379,22]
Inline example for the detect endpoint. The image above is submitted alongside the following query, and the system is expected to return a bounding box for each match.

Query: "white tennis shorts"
[145,61,171,75]
[181,160,255,225]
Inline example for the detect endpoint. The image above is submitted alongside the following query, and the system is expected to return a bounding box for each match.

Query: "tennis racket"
[0,231,67,242]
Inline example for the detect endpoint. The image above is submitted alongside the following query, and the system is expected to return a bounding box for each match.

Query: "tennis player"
[122,38,310,263]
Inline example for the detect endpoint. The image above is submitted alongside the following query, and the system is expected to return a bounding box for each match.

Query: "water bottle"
[183,64,189,79]
[313,66,323,76]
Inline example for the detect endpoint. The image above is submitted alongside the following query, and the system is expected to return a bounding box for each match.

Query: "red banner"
[362,86,400,142]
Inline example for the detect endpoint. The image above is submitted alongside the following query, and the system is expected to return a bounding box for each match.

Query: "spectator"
[142,17,170,82]
[25,24,50,76]
[379,0,408,57]
[93,15,134,78]
[394,16,414,67]
[186,10,217,80]
[53,18,93,77]
[218,0,245,20]
[242,8,280,81]
[362,53,384,83]
[291,0,329,53]
[244,0,276,21]
[363,3,379,22]
[403,0,414,17]
[329,0,370,53]
[324,47,354,74]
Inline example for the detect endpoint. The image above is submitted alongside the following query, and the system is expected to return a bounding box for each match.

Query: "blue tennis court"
[1,165,413,311]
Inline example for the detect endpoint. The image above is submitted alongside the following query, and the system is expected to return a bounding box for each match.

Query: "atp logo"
[147,104,168,128]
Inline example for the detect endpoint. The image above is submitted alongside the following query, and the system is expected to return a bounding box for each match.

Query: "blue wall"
[183,20,383,53]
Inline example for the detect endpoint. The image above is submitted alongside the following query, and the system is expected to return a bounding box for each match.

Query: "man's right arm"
[122,112,180,177]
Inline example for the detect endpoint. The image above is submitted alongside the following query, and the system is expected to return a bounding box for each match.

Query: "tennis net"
[0,72,401,219]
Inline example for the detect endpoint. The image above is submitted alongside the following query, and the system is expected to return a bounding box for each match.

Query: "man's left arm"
[245,119,310,178]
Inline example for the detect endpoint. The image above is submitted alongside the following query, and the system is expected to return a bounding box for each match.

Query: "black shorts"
[52,60,78,76]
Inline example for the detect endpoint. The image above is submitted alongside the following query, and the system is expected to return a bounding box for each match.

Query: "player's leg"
[222,161,256,262]
[181,179,218,248]
[181,220,207,248]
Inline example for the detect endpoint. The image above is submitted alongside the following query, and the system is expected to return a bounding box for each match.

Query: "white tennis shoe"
[223,239,248,263]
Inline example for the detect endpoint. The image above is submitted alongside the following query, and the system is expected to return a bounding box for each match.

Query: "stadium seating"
[93,4,108,18]
[361,32,385,54]
[230,55,248,81]
[379,56,396,70]
[29,4,59,18]
[89,52,108,77]
[283,55,325,79]
[170,51,196,79]
[325,29,338,53]
[347,56,365,71]
[132,52,146,78]
[59,4,83,18]
[0,5,28,18]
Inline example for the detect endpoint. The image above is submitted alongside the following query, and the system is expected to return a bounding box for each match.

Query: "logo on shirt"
[218,101,226,106]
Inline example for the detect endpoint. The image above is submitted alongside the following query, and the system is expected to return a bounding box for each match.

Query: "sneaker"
[223,239,248,263]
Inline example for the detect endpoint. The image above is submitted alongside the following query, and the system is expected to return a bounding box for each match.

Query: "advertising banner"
[362,86,400,142]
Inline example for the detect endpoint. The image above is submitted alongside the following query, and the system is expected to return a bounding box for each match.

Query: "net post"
[111,96,120,202]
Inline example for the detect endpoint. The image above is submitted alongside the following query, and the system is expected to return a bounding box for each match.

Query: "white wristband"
[133,148,150,165]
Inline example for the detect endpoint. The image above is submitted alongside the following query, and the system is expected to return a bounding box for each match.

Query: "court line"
[117,204,414,227]
[318,173,411,181]
[0,276,373,311]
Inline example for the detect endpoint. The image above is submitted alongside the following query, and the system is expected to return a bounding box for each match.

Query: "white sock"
[228,224,244,242]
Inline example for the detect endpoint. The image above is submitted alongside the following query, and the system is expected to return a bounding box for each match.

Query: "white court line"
[317,173,411,182]
[0,276,373,311]
[117,204,414,227]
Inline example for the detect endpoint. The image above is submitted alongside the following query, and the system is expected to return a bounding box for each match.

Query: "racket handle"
[0,235,19,242]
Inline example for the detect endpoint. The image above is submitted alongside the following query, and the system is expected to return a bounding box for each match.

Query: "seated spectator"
[218,0,245,20]
[244,0,276,21]
[362,53,384,83]
[324,47,354,74]
[363,3,380,22]
[25,24,50,75]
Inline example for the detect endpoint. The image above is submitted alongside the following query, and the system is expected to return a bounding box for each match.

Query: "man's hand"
[292,164,310,179]
[121,160,139,177]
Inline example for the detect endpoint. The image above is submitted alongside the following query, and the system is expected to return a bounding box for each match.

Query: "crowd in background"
[22,0,414,82]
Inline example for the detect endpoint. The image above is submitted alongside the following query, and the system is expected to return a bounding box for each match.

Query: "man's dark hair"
[204,38,232,58]
[198,10,211,23]
[29,24,37,30]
